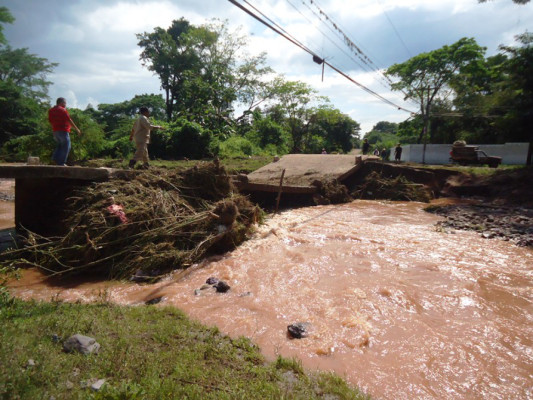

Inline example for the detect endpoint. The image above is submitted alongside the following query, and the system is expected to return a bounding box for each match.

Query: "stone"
[26,359,36,367]
[63,334,100,355]
[91,379,106,391]
[206,277,219,285]
[145,296,164,305]
[287,322,312,339]
[214,280,230,293]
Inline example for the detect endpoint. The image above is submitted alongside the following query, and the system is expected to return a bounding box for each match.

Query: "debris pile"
[4,162,261,279]
[352,171,433,202]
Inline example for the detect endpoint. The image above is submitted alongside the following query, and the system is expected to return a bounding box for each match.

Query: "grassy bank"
[0,285,369,400]
[81,156,272,175]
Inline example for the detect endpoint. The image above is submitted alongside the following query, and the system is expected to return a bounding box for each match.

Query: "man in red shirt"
[48,97,81,166]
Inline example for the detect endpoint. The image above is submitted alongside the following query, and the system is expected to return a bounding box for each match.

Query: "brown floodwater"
[6,200,533,400]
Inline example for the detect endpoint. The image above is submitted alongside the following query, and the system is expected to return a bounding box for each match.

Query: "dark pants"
[52,131,71,166]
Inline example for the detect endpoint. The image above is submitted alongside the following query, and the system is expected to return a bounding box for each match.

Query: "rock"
[214,280,230,293]
[145,296,164,305]
[26,359,36,367]
[239,291,253,297]
[194,289,202,296]
[63,334,100,355]
[91,379,106,391]
[287,322,312,339]
[206,277,219,285]
[200,284,212,290]
[65,380,74,390]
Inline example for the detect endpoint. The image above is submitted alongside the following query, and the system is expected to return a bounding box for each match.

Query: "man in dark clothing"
[48,97,81,166]
[362,138,370,155]
[394,143,403,162]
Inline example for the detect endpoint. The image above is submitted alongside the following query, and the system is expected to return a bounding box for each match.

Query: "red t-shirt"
[48,105,71,132]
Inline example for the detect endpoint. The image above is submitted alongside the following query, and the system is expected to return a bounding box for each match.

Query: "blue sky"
[3,0,532,133]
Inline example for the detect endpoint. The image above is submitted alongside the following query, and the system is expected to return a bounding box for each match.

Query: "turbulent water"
[6,199,533,400]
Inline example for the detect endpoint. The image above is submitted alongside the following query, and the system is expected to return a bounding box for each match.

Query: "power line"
[289,0,393,91]
[375,0,412,58]
[228,0,416,114]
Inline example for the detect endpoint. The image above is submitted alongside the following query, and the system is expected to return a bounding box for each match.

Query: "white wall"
[396,143,529,165]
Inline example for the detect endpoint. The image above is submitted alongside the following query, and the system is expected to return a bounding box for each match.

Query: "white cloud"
[84,1,182,34]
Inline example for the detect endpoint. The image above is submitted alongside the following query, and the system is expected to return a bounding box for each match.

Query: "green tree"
[95,94,165,133]
[0,7,57,145]
[309,106,360,153]
[264,79,328,153]
[137,18,272,135]
[386,38,486,158]
[0,6,14,45]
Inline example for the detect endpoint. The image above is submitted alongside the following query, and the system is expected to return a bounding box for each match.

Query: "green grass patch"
[0,289,369,399]
[80,156,272,175]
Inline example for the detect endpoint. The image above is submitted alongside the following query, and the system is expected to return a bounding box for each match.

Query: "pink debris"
[106,204,128,224]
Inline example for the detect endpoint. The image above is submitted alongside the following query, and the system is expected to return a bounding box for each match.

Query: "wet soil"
[430,167,533,247]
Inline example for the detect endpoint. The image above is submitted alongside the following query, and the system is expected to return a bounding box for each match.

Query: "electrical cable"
[228,0,416,114]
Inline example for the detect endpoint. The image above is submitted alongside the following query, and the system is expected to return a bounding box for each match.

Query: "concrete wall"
[395,143,530,165]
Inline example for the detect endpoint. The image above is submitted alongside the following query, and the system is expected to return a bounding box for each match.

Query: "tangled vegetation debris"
[352,171,433,202]
[3,162,261,279]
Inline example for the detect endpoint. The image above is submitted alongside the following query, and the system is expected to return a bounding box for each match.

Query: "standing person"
[48,97,81,166]
[362,138,370,155]
[321,148,327,154]
[373,148,380,156]
[394,143,403,162]
[380,148,387,161]
[128,107,164,169]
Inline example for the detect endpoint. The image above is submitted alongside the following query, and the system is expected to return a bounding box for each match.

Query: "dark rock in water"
[287,322,311,339]
[145,296,164,305]
[206,277,219,285]
[214,280,230,293]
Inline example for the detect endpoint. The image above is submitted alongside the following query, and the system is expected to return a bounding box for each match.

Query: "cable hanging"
[228,0,416,114]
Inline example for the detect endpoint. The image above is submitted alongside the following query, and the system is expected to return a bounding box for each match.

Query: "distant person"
[362,138,370,155]
[394,143,403,162]
[129,107,164,169]
[48,97,81,166]
[373,148,380,156]
[321,148,327,154]
[380,148,387,161]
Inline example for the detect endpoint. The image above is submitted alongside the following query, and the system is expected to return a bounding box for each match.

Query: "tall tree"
[386,38,486,160]
[0,6,14,45]
[137,18,194,122]
[0,7,57,144]
[137,19,273,135]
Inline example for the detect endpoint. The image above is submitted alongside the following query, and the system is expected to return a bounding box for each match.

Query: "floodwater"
[6,199,533,400]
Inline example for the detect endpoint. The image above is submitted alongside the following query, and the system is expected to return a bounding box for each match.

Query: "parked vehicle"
[450,141,502,168]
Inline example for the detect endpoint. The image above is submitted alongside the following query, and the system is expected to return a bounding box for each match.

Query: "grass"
[0,285,369,400]
[80,156,272,175]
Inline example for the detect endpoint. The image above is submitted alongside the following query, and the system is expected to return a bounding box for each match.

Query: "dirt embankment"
[429,168,533,247]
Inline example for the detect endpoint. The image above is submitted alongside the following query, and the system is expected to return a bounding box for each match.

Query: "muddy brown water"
[5,197,533,399]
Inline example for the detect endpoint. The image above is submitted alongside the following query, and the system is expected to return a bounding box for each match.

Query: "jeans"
[52,131,71,166]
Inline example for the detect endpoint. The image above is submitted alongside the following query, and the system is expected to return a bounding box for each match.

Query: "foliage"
[386,37,486,144]
[309,105,360,153]
[0,46,57,101]
[0,6,14,45]
[218,136,256,159]
[0,80,47,145]
[137,18,273,136]
[94,94,166,134]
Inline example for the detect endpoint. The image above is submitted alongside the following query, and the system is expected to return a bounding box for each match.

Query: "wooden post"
[275,169,286,213]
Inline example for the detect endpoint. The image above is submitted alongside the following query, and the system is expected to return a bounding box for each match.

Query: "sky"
[3,0,532,134]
